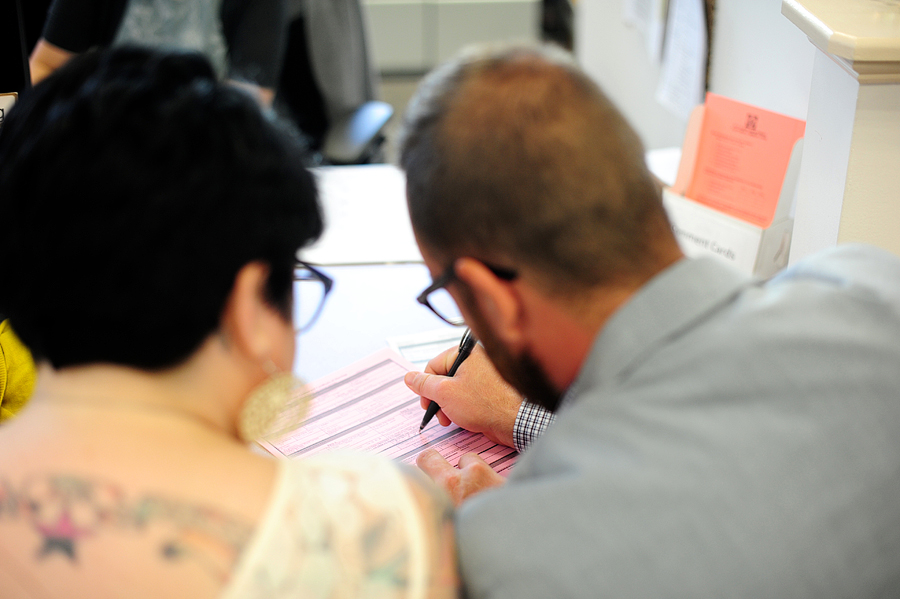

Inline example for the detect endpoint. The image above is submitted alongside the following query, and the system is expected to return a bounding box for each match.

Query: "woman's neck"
[32,359,240,439]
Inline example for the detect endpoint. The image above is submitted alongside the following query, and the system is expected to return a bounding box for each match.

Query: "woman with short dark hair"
[0,47,456,598]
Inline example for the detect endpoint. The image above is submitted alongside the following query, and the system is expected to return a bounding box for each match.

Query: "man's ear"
[220,262,278,362]
[454,257,527,352]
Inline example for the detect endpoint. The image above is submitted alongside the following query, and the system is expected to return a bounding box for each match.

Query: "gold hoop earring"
[239,361,310,442]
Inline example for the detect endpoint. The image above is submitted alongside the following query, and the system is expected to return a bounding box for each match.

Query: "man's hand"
[417,448,505,506]
[29,39,75,84]
[405,344,523,448]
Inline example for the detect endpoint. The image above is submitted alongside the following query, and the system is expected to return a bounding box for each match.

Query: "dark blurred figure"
[0,0,33,94]
[542,0,573,51]
[28,0,286,105]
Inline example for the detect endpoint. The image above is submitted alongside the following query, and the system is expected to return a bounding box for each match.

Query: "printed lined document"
[258,348,518,475]
[388,328,466,370]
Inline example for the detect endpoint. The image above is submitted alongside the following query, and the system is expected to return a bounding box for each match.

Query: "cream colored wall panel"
[364,0,539,73]
[435,1,540,63]
[364,1,428,73]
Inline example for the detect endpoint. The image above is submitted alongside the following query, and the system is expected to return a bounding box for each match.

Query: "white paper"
[301,165,422,265]
[645,147,683,187]
[623,0,669,64]
[387,328,466,371]
[655,0,707,120]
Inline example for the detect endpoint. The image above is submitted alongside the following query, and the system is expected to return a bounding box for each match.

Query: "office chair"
[277,0,392,165]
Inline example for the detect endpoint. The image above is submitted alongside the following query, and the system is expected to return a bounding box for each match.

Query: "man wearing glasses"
[399,43,900,598]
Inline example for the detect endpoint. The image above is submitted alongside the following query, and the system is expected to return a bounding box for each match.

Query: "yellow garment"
[0,319,36,421]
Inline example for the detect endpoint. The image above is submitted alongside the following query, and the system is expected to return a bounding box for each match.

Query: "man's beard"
[463,298,564,413]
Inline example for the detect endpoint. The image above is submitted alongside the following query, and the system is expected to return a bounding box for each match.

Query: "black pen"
[419,328,476,432]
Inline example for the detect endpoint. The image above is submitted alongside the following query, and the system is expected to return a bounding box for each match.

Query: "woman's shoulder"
[223,453,457,599]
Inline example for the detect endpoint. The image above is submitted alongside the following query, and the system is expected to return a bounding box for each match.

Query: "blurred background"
[3,0,818,169]
[1,0,572,165]
[368,0,572,162]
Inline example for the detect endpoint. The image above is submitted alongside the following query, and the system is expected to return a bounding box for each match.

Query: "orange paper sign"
[685,93,805,228]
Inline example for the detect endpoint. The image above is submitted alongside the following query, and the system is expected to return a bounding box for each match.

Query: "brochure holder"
[662,96,805,278]
[0,93,16,130]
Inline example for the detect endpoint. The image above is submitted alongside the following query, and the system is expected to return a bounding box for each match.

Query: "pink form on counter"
[684,92,806,228]
[257,348,518,475]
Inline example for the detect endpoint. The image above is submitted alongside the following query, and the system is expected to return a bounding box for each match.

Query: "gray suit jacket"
[458,244,900,599]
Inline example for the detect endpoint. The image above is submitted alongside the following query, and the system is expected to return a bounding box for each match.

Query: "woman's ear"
[220,262,279,362]
[454,257,527,352]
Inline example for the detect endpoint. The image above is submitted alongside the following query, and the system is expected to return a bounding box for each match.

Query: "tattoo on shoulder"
[0,473,253,581]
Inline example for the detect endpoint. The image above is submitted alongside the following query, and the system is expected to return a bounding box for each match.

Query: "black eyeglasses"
[293,261,333,333]
[417,262,517,326]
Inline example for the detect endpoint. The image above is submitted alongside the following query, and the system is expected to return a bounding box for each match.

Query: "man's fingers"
[457,452,490,470]
[405,370,424,394]
[405,371,446,399]
[409,373,454,427]
[417,395,451,427]
[416,448,453,479]
[457,452,506,496]
[418,450,505,506]
[424,345,461,376]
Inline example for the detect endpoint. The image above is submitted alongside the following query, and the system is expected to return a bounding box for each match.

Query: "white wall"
[707,0,815,121]
[364,0,540,74]
[575,0,816,150]
[575,0,688,150]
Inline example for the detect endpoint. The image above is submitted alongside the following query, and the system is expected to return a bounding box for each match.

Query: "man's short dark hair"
[399,44,674,293]
[0,47,323,370]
